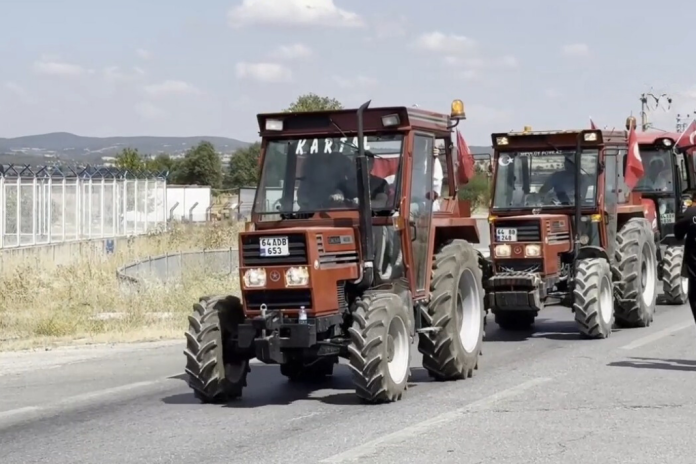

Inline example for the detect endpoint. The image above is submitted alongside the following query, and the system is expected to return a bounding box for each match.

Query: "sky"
[1,0,695,146]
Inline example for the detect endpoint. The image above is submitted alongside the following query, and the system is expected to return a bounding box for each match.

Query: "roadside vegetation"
[0,222,242,351]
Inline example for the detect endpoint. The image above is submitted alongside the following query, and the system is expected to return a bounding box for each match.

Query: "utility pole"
[639,91,673,131]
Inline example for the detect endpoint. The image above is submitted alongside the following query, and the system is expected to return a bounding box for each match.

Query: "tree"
[114,148,144,171]
[285,93,343,112]
[174,141,223,189]
[145,154,178,176]
[225,143,260,189]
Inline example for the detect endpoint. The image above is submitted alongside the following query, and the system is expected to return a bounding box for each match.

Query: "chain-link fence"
[0,164,168,248]
[117,248,239,288]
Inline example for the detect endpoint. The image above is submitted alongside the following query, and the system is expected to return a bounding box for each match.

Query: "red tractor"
[184,100,488,404]
[485,126,659,337]
[624,120,696,305]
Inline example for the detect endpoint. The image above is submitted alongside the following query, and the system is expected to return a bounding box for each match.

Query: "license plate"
[259,236,289,257]
[496,228,517,242]
[661,213,675,224]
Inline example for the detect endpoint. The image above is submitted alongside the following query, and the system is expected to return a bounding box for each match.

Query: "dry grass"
[0,221,244,352]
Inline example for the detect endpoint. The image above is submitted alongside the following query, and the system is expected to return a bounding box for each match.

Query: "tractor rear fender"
[432,218,481,251]
[577,245,609,262]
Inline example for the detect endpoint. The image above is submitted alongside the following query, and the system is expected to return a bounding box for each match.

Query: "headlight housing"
[524,244,541,257]
[243,268,266,287]
[494,244,511,257]
[285,266,309,286]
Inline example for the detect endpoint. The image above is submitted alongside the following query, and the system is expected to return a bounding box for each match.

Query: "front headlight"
[285,266,309,286]
[243,268,266,287]
[525,244,541,257]
[495,244,511,257]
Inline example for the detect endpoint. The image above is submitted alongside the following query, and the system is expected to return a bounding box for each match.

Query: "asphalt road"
[2,302,696,464]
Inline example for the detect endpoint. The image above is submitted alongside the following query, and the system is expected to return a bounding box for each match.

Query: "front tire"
[662,246,688,305]
[574,258,614,339]
[419,240,484,381]
[613,218,658,328]
[347,293,412,404]
[184,295,250,403]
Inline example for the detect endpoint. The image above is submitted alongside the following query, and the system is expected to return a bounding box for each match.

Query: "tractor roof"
[256,106,452,137]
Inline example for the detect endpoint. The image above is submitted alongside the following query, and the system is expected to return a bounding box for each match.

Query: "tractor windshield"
[253,134,403,218]
[492,149,599,209]
[634,148,673,193]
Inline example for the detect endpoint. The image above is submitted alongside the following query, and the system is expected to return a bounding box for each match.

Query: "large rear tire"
[418,240,484,381]
[574,258,614,339]
[662,246,688,305]
[613,218,657,328]
[347,293,412,404]
[184,295,250,403]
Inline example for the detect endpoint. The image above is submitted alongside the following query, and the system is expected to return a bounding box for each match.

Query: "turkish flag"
[456,129,475,183]
[676,119,696,151]
[625,124,645,190]
[370,155,400,186]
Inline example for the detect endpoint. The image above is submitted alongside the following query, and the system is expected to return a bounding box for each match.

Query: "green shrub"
[458,171,491,211]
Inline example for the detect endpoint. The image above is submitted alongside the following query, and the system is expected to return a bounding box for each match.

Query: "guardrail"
[116,248,239,288]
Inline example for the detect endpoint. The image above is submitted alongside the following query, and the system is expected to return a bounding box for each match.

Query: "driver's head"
[649,157,665,172]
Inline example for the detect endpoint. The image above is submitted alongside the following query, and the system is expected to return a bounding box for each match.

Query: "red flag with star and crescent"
[676,119,696,151]
[625,123,645,190]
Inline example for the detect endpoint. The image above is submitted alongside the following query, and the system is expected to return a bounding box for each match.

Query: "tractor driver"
[538,155,588,205]
[646,156,672,191]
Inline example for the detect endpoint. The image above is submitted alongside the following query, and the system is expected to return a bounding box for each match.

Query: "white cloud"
[236,62,292,82]
[135,101,166,119]
[414,31,477,55]
[143,80,201,97]
[228,0,364,28]
[270,43,312,60]
[136,48,151,60]
[562,43,590,56]
[33,57,86,77]
[332,75,377,89]
[103,66,146,83]
[444,54,519,73]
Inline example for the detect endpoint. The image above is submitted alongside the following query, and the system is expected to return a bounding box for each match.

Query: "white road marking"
[320,377,553,463]
[0,376,181,428]
[620,321,693,350]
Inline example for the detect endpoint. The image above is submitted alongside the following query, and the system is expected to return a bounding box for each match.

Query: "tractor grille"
[495,259,543,274]
[494,220,541,242]
[244,289,312,311]
[241,233,308,266]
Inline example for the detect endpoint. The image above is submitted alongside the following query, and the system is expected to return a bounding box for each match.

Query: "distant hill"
[0,132,250,165]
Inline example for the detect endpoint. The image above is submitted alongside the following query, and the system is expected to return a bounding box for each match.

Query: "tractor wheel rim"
[641,244,656,306]
[386,315,409,385]
[682,277,689,296]
[599,274,613,325]
[458,268,483,353]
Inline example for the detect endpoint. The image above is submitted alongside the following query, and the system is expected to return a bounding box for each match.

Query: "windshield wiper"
[329,117,377,159]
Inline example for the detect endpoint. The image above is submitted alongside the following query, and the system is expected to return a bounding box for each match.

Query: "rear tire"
[184,295,250,403]
[418,240,484,381]
[347,293,412,404]
[662,246,688,305]
[573,258,614,339]
[613,218,658,328]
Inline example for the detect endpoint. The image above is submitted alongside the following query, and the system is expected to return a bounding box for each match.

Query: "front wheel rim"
[458,269,482,353]
[386,316,409,384]
[641,245,656,306]
[599,274,613,324]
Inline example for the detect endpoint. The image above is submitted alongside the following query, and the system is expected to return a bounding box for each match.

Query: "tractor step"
[416,327,442,334]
